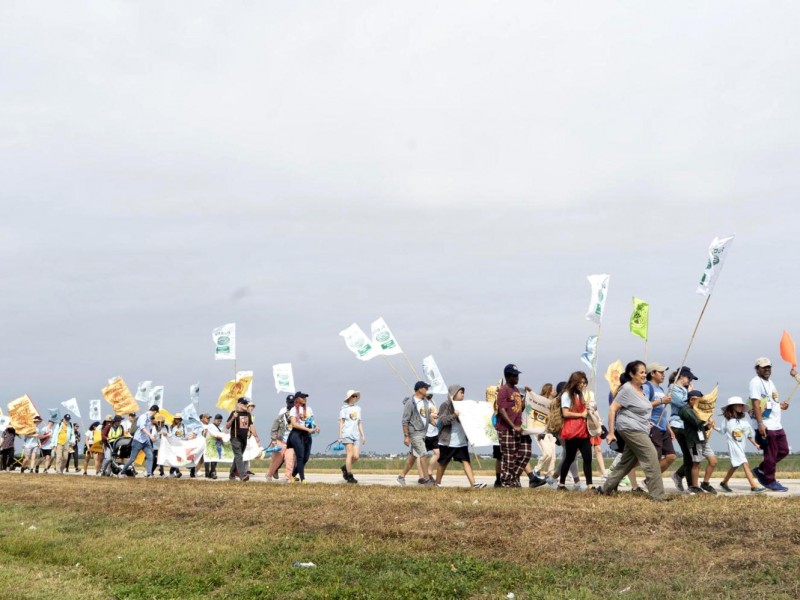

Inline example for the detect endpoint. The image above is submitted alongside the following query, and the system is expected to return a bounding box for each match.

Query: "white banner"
[88,399,102,422]
[522,392,551,435]
[135,381,153,404]
[580,335,598,374]
[212,323,236,360]
[203,432,263,463]
[157,435,207,468]
[421,355,448,394]
[455,400,498,447]
[339,323,380,361]
[371,317,403,356]
[236,371,253,400]
[61,398,81,419]
[0,415,9,432]
[190,383,200,407]
[585,274,610,325]
[149,386,165,409]
[272,363,295,393]
[697,235,735,297]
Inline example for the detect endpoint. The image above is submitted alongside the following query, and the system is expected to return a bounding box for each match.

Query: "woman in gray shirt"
[598,360,666,500]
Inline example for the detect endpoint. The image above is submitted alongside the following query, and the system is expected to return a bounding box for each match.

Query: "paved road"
[8,469,798,496]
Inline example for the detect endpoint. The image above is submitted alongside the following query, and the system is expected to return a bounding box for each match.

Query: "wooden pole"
[784,380,800,404]
[401,352,422,381]
[644,337,649,364]
[383,356,413,393]
[591,326,602,406]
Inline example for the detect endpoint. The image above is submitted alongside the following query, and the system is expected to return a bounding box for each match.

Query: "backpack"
[546,395,564,436]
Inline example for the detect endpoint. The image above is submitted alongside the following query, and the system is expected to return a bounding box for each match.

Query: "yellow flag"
[604,360,624,397]
[630,297,649,340]
[217,377,252,412]
[693,386,718,422]
[158,407,175,426]
[7,395,39,435]
[102,377,140,415]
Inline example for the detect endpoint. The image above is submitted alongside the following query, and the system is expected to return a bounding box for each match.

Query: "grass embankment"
[1,477,799,599]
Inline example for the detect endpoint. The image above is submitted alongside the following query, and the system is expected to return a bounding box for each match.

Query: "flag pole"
[382,356,413,393]
[591,325,602,405]
[784,380,800,404]
[401,352,422,381]
[656,294,713,427]
[644,337,648,364]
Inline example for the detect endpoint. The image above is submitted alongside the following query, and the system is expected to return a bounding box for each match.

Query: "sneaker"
[272,472,279,480]
[528,474,547,488]
[671,472,685,492]
[176,472,182,479]
[620,476,631,487]
[572,482,587,491]
[719,482,733,493]
[766,481,788,492]
[631,486,648,495]
[700,482,718,495]
[35,467,40,473]
[242,475,250,482]
[300,479,308,484]
[417,477,428,485]
[751,486,767,494]
[753,466,768,487]
[687,486,703,495]
[545,476,555,486]
[347,476,358,484]
[340,465,348,481]
[493,478,502,488]
[473,483,487,489]
[396,475,406,487]
[424,478,436,486]
[557,485,569,492]
[144,474,152,478]
[229,476,236,480]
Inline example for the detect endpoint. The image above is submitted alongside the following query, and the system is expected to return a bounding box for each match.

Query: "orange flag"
[780,330,796,368]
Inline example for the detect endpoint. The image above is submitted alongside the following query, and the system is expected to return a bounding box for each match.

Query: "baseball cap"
[678,367,698,380]
[214,414,223,420]
[63,414,71,421]
[504,363,522,376]
[646,362,668,374]
[236,397,248,406]
[755,357,772,368]
[148,404,160,412]
[413,381,430,391]
[687,390,704,400]
[112,415,123,422]
[294,391,309,399]
[34,416,43,422]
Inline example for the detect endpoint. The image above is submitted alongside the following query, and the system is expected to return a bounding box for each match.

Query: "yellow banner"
[217,377,252,413]
[604,360,624,397]
[102,377,140,415]
[157,407,175,426]
[7,394,40,436]
[694,386,718,422]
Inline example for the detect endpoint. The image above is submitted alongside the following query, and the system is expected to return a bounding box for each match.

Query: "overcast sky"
[2,2,799,453]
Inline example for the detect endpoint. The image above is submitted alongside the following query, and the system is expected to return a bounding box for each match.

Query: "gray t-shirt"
[614,382,652,433]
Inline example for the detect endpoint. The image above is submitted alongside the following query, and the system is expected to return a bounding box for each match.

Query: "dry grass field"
[1,475,799,599]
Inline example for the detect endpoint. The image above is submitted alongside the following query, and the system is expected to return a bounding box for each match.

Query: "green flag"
[630,297,649,340]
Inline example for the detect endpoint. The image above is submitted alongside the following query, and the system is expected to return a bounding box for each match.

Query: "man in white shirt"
[750,358,790,492]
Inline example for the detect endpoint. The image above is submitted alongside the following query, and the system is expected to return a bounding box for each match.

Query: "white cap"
[724,396,746,408]
[345,390,361,402]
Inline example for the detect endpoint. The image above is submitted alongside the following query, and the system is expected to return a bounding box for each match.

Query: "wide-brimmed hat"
[724,396,746,408]
[345,390,361,402]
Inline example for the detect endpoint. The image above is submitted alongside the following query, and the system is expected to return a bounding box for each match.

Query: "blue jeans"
[121,439,154,476]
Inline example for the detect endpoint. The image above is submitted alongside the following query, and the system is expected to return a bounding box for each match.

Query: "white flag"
[61,398,81,419]
[236,371,254,400]
[190,383,200,406]
[272,363,296,393]
[585,274,611,325]
[135,381,153,404]
[422,355,448,395]
[0,415,10,432]
[212,323,236,360]
[371,317,403,356]
[697,235,735,297]
[88,399,102,422]
[580,335,598,373]
[339,323,380,361]
[149,386,165,409]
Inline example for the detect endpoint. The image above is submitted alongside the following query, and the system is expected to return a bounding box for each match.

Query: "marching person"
[338,390,366,483]
[167,413,186,478]
[644,362,677,474]
[668,367,699,492]
[495,364,531,488]
[152,415,167,477]
[435,384,486,488]
[718,397,766,493]
[0,426,16,471]
[100,415,125,476]
[67,423,81,472]
[52,414,75,474]
[19,418,42,474]
[286,392,317,483]
[600,361,666,501]
[82,422,103,475]
[226,397,259,482]
[35,417,55,473]
[397,381,436,486]
[557,371,594,491]
[202,413,224,480]
[532,384,557,483]
[119,404,159,478]
[750,358,790,491]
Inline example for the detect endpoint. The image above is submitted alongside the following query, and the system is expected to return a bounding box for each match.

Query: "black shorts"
[41,449,52,457]
[424,436,439,452]
[438,445,470,465]
[649,427,676,458]
[492,445,502,460]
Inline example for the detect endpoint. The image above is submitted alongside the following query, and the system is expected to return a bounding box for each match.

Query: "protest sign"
[521,392,551,435]
[7,395,39,435]
[157,435,207,469]
[693,386,718,422]
[212,323,236,360]
[102,377,139,415]
[456,400,497,447]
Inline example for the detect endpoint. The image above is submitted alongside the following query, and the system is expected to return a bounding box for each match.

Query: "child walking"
[338,390,366,484]
[678,390,711,494]
[718,396,766,493]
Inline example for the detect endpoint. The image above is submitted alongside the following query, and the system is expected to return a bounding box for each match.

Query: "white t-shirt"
[339,404,362,440]
[749,376,781,430]
[719,416,753,467]
[289,406,314,427]
[413,398,438,437]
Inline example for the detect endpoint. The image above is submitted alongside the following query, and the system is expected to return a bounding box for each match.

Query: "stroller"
[108,437,137,477]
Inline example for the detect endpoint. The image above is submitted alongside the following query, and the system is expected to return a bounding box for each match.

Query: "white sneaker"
[572,482,587,491]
